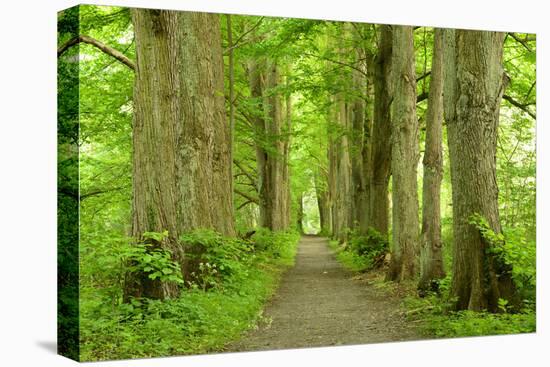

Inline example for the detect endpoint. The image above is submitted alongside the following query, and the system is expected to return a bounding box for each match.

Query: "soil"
[227,235,421,352]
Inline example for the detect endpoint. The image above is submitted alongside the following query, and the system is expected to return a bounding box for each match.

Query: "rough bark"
[125,10,235,300]
[227,14,236,209]
[296,193,304,234]
[249,59,291,231]
[350,42,370,234]
[248,58,269,228]
[387,25,420,282]
[369,25,393,236]
[418,28,445,292]
[265,60,290,231]
[445,29,517,311]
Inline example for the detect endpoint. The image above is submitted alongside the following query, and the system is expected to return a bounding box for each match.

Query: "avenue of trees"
[57,5,536,361]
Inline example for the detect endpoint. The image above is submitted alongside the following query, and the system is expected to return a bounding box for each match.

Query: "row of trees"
[58,7,535,320]
[294,23,532,311]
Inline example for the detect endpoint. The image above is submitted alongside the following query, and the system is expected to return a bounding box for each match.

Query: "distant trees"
[247,58,292,231]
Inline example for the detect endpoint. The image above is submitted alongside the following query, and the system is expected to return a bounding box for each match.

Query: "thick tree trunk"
[265,60,290,231]
[369,25,393,236]
[418,28,445,292]
[445,29,517,311]
[126,10,235,300]
[387,25,420,282]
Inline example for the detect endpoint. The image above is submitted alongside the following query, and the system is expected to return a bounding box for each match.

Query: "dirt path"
[228,235,419,352]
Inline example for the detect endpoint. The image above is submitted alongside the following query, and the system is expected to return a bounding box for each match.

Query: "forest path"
[227,235,419,352]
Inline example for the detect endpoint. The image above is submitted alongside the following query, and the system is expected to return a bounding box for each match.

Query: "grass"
[328,240,372,272]
[328,234,536,341]
[80,230,300,361]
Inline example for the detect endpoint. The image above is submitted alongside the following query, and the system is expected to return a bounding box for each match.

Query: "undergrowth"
[80,229,300,361]
[328,228,389,272]
[328,222,535,340]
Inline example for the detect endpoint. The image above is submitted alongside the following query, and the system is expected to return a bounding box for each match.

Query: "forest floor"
[227,235,420,353]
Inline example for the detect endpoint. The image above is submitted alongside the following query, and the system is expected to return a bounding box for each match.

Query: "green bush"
[80,228,300,361]
[180,229,254,290]
[469,213,536,304]
[425,310,536,338]
[348,228,389,268]
[330,228,389,272]
[250,228,300,265]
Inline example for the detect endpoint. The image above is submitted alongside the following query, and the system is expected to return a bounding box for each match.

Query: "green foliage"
[250,228,300,265]
[80,229,300,361]
[180,229,254,290]
[348,228,389,268]
[329,228,389,273]
[469,213,536,295]
[123,232,184,285]
[421,308,535,338]
[329,240,371,272]
[403,282,535,338]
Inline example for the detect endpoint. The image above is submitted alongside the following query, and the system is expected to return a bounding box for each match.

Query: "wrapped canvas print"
[57,4,536,362]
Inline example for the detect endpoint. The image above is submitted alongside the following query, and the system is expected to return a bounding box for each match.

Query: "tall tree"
[445,29,517,311]
[125,9,235,300]
[314,171,331,234]
[350,30,371,234]
[248,58,292,231]
[418,28,445,292]
[369,25,393,236]
[387,25,420,282]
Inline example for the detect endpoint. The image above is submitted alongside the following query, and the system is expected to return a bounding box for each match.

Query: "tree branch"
[302,52,369,78]
[224,16,265,54]
[237,200,255,210]
[234,159,257,186]
[417,91,428,103]
[234,188,259,204]
[502,94,536,119]
[58,35,135,71]
[417,70,431,82]
[507,32,534,53]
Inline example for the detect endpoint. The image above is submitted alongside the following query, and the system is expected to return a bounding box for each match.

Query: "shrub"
[344,228,389,271]
[469,214,536,305]
[80,228,301,361]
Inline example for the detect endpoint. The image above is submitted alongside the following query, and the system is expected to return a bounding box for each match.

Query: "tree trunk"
[315,173,331,235]
[387,25,420,282]
[248,58,269,228]
[227,14,236,210]
[369,25,393,236]
[265,60,290,231]
[296,193,304,234]
[445,29,517,311]
[418,28,445,292]
[126,9,235,300]
[249,59,291,231]
[350,42,369,234]
[335,89,352,243]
